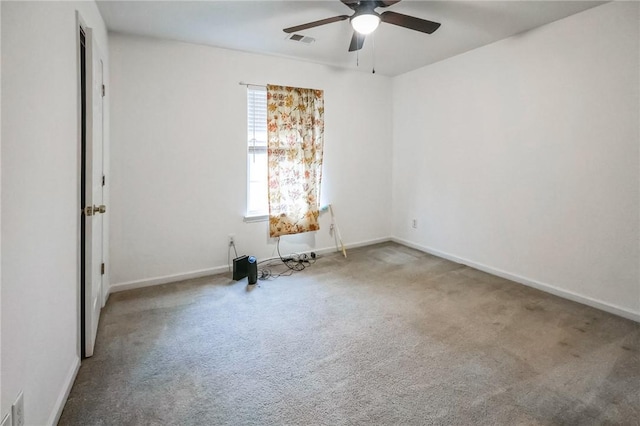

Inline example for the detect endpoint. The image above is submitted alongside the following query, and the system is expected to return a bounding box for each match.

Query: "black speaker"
[232,255,248,281]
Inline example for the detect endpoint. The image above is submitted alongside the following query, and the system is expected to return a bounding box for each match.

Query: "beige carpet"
[59,243,639,425]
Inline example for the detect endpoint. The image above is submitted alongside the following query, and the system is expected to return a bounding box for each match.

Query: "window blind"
[247,86,267,149]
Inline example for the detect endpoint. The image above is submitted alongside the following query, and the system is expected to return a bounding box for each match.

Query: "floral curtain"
[267,85,324,238]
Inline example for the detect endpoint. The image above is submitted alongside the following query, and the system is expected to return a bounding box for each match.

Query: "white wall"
[1,2,109,424]
[392,1,640,320]
[109,34,393,289]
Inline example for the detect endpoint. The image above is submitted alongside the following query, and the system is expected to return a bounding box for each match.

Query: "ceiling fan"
[283,0,441,52]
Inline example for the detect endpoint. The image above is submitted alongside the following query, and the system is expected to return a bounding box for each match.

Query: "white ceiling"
[96,0,606,76]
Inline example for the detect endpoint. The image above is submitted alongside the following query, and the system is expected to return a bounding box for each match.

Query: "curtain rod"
[239,81,266,88]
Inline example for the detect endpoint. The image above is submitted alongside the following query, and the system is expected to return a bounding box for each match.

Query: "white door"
[84,30,105,357]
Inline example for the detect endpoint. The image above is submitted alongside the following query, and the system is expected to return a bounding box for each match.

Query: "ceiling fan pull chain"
[372,32,376,74]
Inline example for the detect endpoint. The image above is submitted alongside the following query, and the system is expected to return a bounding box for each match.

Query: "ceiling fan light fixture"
[351,13,380,35]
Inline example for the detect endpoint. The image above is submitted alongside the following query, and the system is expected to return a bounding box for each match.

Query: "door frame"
[76,12,87,360]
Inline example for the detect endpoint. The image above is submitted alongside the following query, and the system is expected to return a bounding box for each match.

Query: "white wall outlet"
[1,413,12,426]
[11,391,24,426]
[412,219,418,229]
[228,234,235,246]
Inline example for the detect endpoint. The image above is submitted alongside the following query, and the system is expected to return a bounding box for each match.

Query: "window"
[246,86,268,218]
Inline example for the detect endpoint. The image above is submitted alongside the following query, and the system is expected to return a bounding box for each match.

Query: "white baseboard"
[108,265,230,295]
[393,237,640,323]
[108,237,393,295]
[316,236,392,256]
[108,236,639,322]
[48,356,80,426]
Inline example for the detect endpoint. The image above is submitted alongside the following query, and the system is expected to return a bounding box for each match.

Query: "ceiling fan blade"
[380,11,441,34]
[375,0,401,8]
[348,32,365,52]
[283,15,350,33]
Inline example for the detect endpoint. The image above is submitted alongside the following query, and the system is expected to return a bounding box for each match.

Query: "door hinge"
[101,263,105,275]
[102,175,106,186]
[102,84,106,97]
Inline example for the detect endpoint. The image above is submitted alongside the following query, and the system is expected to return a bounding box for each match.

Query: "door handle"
[83,205,106,216]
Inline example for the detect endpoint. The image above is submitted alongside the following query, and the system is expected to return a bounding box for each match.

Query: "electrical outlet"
[228,234,235,246]
[11,391,24,426]
[1,413,12,426]
[412,219,418,229]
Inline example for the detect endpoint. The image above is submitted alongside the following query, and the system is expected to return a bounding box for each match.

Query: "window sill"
[244,214,269,223]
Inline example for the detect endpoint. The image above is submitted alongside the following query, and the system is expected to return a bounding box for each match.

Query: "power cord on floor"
[256,238,317,280]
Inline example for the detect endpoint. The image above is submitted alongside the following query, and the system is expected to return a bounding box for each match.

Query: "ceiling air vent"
[286,34,315,44]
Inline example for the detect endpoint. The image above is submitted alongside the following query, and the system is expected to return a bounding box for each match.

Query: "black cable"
[256,238,318,280]
[277,238,305,271]
[257,260,295,280]
[257,266,294,280]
